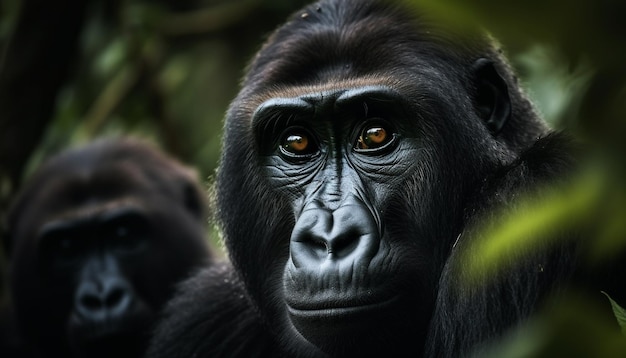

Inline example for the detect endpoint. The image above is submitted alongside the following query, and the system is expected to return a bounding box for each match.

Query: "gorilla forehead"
[245,0,487,91]
[7,139,197,243]
[18,140,193,201]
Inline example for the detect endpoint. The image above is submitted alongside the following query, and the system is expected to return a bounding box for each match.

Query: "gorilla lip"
[286,295,400,319]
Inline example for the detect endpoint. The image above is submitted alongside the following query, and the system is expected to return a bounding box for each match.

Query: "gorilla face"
[257,86,437,354]
[7,139,212,358]
[216,1,540,356]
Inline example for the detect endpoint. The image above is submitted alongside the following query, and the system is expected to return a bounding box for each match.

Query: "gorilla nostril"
[75,278,133,319]
[332,233,360,258]
[303,235,330,258]
[81,295,103,311]
[314,238,329,254]
[105,287,126,308]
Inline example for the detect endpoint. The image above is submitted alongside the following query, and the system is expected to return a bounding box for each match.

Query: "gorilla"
[147,0,626,357]
[3,138,213,358]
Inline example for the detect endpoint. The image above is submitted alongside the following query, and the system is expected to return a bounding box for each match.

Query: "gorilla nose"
[75,276,133,321]
[290,203,380,269]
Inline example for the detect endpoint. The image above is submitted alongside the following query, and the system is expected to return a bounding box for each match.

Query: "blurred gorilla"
[3,138,213,358]
[147,0,626,357]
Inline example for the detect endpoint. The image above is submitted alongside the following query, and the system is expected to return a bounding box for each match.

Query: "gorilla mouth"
[79,324,134,341]
[72,333,145,358]
[69,312,151,343]
[287,295,400,320]
[287,295,405,352]
[69,317,150,358]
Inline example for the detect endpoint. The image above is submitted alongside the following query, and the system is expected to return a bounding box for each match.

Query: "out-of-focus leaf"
[477,296,626,358]
[0,0,20,40]
[602,291,626,336]
[411,0,626,65]
[589,176,626,262]
[83,64,140,136]
[463,168,603,281]
[514,45,594,128]
[94,38,128,79]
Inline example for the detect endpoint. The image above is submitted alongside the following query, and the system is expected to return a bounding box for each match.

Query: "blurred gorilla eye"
[116,225,130,238]
[107,213,150,253]
[56,237,80,258]
[355,120,396,152]
[39,229,84,264]
[112,226,146,254]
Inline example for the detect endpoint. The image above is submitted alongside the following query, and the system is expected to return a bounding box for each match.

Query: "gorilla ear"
[472,58,511,134]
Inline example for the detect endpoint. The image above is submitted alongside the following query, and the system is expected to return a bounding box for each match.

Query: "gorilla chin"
[67,304,152,358]
[287,295,409,349]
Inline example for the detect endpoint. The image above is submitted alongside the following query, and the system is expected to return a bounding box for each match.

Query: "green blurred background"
[1,0,625,356]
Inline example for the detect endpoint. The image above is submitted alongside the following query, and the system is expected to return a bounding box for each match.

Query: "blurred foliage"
[462,160,626,277]
[514,45,594,128]
[477,295,626,358]
[23,0,308,182]
[462,167,603,278]
[0,0,19,41]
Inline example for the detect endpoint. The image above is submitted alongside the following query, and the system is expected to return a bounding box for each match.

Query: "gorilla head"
[5,138,213,357]
[216,0,551,356]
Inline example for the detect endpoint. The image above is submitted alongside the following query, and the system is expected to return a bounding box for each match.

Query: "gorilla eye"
[357,127,387,149]
[116,225,129,238]
[56,238,78,257]
[112,224,147,254]
[354,121,396,153]
[284,134,309,153]
[105,214,151,254]
[43,234,84,263]
[279,128,318,159]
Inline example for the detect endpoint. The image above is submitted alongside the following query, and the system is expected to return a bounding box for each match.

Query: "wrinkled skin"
[4,138,213,358]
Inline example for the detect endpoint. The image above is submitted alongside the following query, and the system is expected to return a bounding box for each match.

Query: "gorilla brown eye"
[355,122,395,153]
[279,128,318,159]
[283,134,309,153]
[357,127,387,149]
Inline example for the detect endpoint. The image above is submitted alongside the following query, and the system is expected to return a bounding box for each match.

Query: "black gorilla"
[148,0,625,357]
[3,138,213,358]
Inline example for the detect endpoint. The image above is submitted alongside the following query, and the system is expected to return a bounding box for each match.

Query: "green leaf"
[462,169,602,282]
[602,291,626,336]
